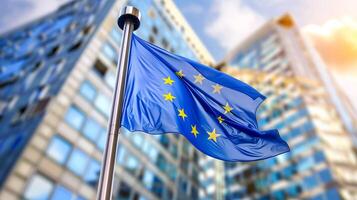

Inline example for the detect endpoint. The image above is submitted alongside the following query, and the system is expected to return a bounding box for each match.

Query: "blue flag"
[121,34,289,162]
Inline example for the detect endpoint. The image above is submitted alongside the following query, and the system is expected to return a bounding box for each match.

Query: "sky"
[174,0,357,108]
[0,0,356,107]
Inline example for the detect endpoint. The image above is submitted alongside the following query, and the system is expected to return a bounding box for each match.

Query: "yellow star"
[223,102,233,114]
[163,92,176,102]
[163,76,174,85]
[176,70,184,78]
[217,116,224,123]
[191,125,199,137]
[207,128,220,142]
[178,108,187,120]
[194,74,205,84]
[212,84,223,94]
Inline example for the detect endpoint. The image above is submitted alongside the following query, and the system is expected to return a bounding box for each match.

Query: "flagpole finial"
[118,6,141,31]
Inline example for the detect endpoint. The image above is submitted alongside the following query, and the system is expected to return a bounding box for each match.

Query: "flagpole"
[96,6,140,200]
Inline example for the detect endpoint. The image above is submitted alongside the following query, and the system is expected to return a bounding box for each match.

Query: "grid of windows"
[23,174,86,200]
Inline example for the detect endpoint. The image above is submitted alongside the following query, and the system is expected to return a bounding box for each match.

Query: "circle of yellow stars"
[162,69,235,143]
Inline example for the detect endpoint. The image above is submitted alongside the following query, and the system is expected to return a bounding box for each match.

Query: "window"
[47,45,61,57]
[142,169,154,190]
[79,81,97,101]
[152,176,164,198]
[64,106,85,130]
[104,72,116,89]
[125,153,139,175]
[117,182,131,200]
[82,118,102,142]
[147,145,158,162]
[67,149,89,176]
[102,43,117,63]
[46,136,72,164]
[94,94,111,116]
[97,129,107,151]
[51,185,73,200]
[24,174,54,200]
[84,159,101,187]
[117,146,126,165]
[110,28,122,43]
[93,60,108,78]
[132,133,143,147]
[68,40,82,52]
[318,168,333,183]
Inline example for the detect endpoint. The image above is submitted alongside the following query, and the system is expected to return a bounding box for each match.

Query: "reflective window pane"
[94,94,111,117]
[24,174,54,200]
[102,43,117,63]
[142,169,154,190]
[132,133,143,147]
[79,81,96,102]
[110,28,122,43]
[84,159,101,187]
[104,72,116,89]
[125,153,139,175]
[51,185,72,200]
[46,136,72,164]
[82,118,101,142]
[97,129,107,151]
[67,149,89,176]
[117,146,126,165]
[64,106,85,130]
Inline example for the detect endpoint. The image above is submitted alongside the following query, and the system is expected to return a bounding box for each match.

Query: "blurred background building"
[1,0,357,200]
[221,14,357,200]
[0,0,216,199]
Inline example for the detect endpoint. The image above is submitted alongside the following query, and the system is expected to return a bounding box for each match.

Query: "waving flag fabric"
[121,34,289,161]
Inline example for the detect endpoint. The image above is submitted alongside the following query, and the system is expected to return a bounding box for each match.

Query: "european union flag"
[121,35,289,162]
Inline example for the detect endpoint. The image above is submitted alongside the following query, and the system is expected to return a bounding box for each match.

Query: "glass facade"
[0,0,213,199]
[222,15,357,200]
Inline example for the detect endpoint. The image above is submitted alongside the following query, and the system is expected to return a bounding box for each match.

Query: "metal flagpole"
[96,6,141,200]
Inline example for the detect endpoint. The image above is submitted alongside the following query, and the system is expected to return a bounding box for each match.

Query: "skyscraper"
[0,0,214,199]
[222,14,357,200]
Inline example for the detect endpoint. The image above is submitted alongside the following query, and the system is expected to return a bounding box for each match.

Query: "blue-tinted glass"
[24,174,54,200]
[102,43,117,63]
[76,196,86,200]
[82,118,101,141]
[142,169,154,189]
[84,159,101,187]
[319,168,333,183]
[310,194,324,200]
[79,81,96,101]
[46,136,72,164]
[94,94,111,116]
[51,185,72,200]
[326,188,340,200]
[303,175,318,190]
[67,149,89,176]
[65,106,85,130]
[125,153,139,174]
[117,146,126,165]
[314,151,325,163]
[298,157,314,172]
[152,176,164,198]
[110,28,122,43]
[132,133,143,147]
[167,162,176,181]
[272,190,284,200]
[179,177,187,192]
[104,72,115,89]
[97,129,106,151]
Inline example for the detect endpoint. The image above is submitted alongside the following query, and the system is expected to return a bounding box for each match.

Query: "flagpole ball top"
[118,6,141,30]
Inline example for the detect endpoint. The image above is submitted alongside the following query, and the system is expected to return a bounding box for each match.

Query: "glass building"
[0,0,215,199]
[221,14,357,200]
